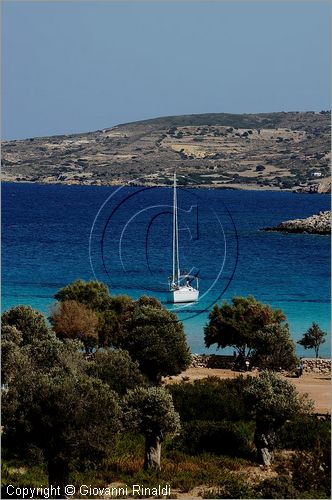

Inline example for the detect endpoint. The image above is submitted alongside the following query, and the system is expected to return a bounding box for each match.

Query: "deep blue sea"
[2,182,330,356]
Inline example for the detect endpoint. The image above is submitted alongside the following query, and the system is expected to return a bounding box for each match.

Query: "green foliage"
[243,371,313,426]
[1,325,23,345]
[87,348,146,395]
[250,323,298,371]
[97,294,134,347]
[54,279,112,311]
[204,296,287,365]
[2,334,122,491]
[291,442,331,497]
[175,420,254,458]
[297,322,327,358]
[278,414,331,451]
[1,305,50,344]
[115,297,191,383]
[122,386,180,438]
[202,476,256,499]
[256,475,299,499]
[169,376,250,422]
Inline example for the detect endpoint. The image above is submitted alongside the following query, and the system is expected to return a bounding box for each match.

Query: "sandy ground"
[166,368,330,414]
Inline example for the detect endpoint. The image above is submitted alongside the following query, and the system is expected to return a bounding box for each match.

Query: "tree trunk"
[254,422,276,467]
[144,432,163,471]
[48,456,69,499]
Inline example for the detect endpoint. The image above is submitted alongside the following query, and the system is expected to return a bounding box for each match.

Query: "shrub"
[175,420,254,458]
[169,376,250,422]
[256,475,298,499]
[278,414,330,451]
[202,476,256,499]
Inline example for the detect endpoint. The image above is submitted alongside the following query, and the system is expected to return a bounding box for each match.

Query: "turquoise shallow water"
[2,182,330,356]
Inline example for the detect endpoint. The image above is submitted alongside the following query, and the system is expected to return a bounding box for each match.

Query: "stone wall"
[302,357,331,374]
[191,354,235,369]
[190,354,331,373]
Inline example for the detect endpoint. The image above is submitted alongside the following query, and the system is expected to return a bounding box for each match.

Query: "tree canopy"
[1,305,50,344]
[122,386,180,470]
[243,371,313,466]
[87,348,146,395]
[50,300,99,353]
[204,296,295,369]
[2,333,122,497]
[54,279,112,311]
[250,323,298,371]
[297,322,327,359]
[114,296,191,383]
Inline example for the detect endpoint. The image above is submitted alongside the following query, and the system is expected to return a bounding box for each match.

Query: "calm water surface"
[2,182,330,356]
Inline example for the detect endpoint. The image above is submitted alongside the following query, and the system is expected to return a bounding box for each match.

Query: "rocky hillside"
[2,111,331,192]
[263,211,331,234]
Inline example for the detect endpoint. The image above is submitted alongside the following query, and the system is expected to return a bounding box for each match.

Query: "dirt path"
[166,368,330,414]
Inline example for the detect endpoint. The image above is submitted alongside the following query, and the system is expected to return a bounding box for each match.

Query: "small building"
[313,172,322,177]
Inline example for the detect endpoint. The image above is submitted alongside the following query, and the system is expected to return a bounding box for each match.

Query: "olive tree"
[115,296,191,383]
[297,322,327,359]
[2,305,50,344]
[243,371,313,466]
[87,348,146,395]
[2,334,122,498]
[54,280,133,348]
[54,279,112,311]
[250,323,298,371]
[204,296,296,370]
[122,386,180,470]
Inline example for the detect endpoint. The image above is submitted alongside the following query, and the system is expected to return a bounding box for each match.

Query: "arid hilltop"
[2,111,331,192]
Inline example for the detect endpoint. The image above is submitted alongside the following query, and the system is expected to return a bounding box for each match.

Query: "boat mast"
[172,172,180,285]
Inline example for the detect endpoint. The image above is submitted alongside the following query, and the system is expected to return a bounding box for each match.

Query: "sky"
[2,1,331,140]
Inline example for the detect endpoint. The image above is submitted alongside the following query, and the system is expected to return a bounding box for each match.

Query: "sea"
[2,182,330,357]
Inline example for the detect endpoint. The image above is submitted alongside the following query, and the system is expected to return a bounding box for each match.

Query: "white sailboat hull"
[168,286,199,303]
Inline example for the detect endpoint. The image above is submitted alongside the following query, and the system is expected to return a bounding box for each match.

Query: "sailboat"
[168,173,199,303]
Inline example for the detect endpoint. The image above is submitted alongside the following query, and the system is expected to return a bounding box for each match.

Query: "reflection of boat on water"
[168,173,199,303]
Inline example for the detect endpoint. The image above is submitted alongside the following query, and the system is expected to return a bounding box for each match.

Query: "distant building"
[313,172,322,177]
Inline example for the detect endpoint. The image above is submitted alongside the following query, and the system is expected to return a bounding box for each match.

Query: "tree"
[114,296,191,383]
[54,279,112,311]
[204,295,287,363]
[2,334,122,498]
[54,280,133,348]
[1,305,50,344]
[297,322,327,359]
[250,323,298,371]
[243,371,313,466]
[87,348,146,395]
[122,386,180,470]
[50,300,99,353]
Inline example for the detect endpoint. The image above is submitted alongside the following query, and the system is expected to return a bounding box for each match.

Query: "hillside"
[2,111,331,192]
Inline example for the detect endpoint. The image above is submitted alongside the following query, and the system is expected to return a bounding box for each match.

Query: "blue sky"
[2,1,330,140]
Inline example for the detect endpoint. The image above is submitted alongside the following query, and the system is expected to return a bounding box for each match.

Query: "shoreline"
[0,178,321,193]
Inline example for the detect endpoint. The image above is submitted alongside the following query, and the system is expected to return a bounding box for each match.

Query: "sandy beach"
[166,368,331,414]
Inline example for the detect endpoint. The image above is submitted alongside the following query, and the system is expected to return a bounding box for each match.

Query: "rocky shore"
[263,210,331,235]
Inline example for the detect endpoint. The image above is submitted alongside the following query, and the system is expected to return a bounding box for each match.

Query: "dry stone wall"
[190,354,331,373]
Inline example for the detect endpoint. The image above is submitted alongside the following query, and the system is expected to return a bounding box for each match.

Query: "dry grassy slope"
[2,111,331,191]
